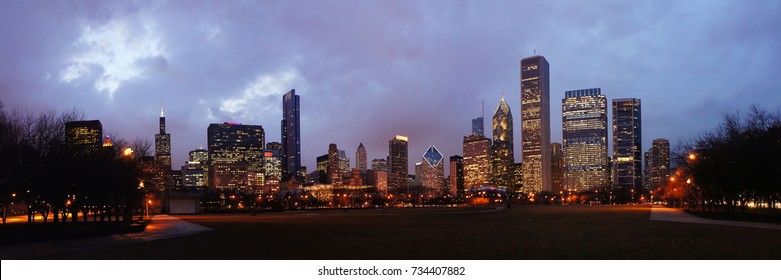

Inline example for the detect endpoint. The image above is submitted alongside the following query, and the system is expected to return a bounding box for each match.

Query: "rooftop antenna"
[481,100,484,120]
[160,100,164,117]
[534,49,536,55]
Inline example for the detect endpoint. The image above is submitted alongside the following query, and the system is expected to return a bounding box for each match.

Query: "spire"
[160,102,164,118]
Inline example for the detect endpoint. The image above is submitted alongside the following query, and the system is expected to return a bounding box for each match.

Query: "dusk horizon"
[3,1,780,173]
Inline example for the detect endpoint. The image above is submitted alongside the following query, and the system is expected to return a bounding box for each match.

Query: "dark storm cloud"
[2,0,780,173]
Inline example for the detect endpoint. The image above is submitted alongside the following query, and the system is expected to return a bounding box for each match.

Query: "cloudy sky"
[2,0,780,174]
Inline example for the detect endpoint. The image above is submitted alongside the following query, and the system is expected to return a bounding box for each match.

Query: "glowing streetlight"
[123,147,134,157]
[688,153,697,161]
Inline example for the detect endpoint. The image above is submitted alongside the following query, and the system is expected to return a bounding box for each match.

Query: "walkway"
[0,215,213,259]
[649,205,781,230]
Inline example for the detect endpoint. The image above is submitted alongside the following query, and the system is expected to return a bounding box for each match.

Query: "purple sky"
[2,0,780,175]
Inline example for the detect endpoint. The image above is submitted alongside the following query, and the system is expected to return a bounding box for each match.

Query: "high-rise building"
[182,147,209,191]
[414,162,424,183]
[612,98,642,190]
[388,135,409,193]
[338,150,350,175]
[155,106,172,171]
[645,138,670,190]
[562,88,609,191]
[65,120,102,154]
[371,159,387,171]
[551,142,564,193]
[266,142,282,153]
[327,143,342,186]
[356,143,367,172]
[207,122,265,191]
[262,149,282,182]
[513,162,523,191]
[491,97,514,188]
[471,116,484,136]
[420,145,445,195]
[367,170,388,194]
[463,134,492,190]
[281,89,301,181]
[449,155,464,197]
[520,55,552,193]
[316,154,329,184]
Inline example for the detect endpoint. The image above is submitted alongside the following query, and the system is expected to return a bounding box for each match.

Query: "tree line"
[666,105,781,215]
[0,102,150,225]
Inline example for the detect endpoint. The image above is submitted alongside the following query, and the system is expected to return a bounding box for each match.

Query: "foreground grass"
[36,205,781,259]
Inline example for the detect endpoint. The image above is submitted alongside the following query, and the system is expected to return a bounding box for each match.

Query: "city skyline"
[2,1,781,175]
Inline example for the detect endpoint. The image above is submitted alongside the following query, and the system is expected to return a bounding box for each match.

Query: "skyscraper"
[356,143,367,172]
[612,98,642,190]
[388,135,408,193]
[155,106,172,171]
[65,120,102,154]
[645,138,670,190]
[420,145,445,195]
[551,142,564,193]
[281,89,301,181]
[471,116,484,136]
[562,88,609,191]
[207,122,265,191]
[449,155,464,197]
[491,96,514,188]
[371,159,387,171]
[328,143,342,186]
[463,134,491,190]
[520,55,551,193]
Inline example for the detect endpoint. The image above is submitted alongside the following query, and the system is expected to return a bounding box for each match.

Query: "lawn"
[34,205,781,259]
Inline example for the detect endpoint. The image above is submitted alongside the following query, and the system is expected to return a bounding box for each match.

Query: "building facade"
[155,106,172,171]
[449,155,464,197]
[520,55,552,192]
[491,97,515,189]
[281,89,301,181]
[420,145,445,195]
[388,135,408,193]
[463,134,492,190]
[328,143,342,186]
[207,122,265,191]
[356,143,367,172]
[551,142,564,193]
[562,88,609,191]
[371,158,387,171]
[645,138,670,190]
[612,98,642,190]
[65,120,103,154]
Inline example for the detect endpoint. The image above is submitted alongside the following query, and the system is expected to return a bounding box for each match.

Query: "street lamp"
[146,199,152,219]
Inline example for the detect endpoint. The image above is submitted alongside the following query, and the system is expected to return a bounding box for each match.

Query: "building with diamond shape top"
[420,145,445,195]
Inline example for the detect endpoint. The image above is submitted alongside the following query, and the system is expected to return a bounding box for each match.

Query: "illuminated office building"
[491,97,514,188]
[281,89,301,181]
[207,122,265,191]
[371,159,387,171]
[645,138,670,189]
[551,142,564,193]
[463,134,491,190]
[65,120,102,154]
[420,145,445,195]
[388,135,409,193]
[562,88,608,191]
[155,106,172,171]
[356,143,367,172]
[328,143,342,186]
[612,98,642,190]
[449,155,464,197]
[520,55,552,192]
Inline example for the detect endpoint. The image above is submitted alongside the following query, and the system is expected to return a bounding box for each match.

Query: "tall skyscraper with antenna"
[155,105,172,171]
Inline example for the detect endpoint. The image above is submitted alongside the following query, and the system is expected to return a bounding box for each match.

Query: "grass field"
[36,205,781,259]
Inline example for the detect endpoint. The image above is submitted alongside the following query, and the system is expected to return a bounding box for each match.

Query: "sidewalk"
[0,215,213,259]
[649,205,781,230]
